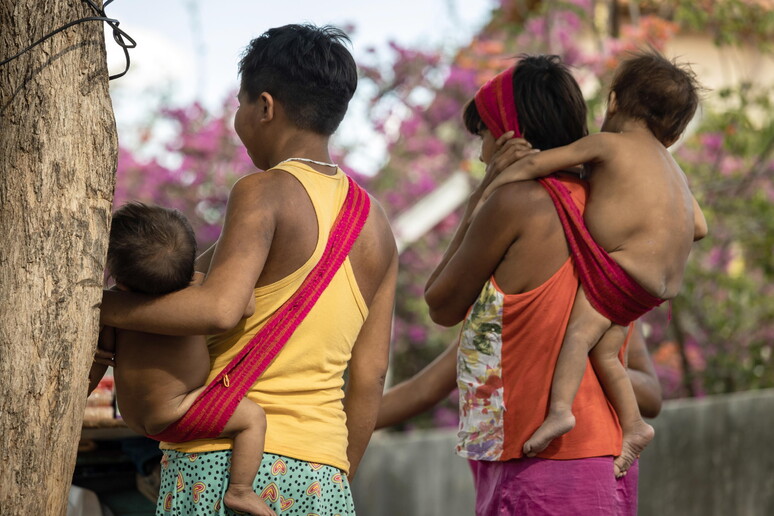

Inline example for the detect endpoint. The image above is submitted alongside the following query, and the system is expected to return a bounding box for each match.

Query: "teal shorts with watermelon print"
[156,450,355,516]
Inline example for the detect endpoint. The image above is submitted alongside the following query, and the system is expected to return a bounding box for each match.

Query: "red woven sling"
[538,175,664,326]
[149,176,370,443]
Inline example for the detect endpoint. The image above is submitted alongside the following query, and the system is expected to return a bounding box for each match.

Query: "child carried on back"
[483,50,708,477]
[90,202,275,516]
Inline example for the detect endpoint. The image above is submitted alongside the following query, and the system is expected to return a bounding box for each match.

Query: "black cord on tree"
[0,0,135,80]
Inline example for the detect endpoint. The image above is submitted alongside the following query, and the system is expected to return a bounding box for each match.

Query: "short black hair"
[239,24,358,136]
[610,50,700,145]
[107,203,197,295]
[464,55,588,150]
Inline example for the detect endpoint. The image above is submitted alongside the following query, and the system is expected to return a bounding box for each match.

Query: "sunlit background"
[104,0,492,173]
[90,1,774,513]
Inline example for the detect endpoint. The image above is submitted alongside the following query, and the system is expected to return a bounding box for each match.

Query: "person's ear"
[607,91,618,115]
[259,92,275,123]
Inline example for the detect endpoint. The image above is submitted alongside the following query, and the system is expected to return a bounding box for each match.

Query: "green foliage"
[672,81,774,395]
[673,0,774,50]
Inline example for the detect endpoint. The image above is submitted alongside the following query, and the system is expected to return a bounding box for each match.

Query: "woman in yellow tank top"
[167,161,369,471]
[100,24,398,515]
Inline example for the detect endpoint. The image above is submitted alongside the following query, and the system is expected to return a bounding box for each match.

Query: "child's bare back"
[111,329,209,436]
[580,129,698,299]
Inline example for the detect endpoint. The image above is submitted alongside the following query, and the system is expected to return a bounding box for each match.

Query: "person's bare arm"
[195,243,217,273]
[423,190,482,310]
[425,182,532,326]
[425,135,531,294]
[376,340,458,429]
[627,321,662,418]
[425,137,535,326]
[691,195,708,241]
[344,248,398,479]
[87,326,116,395]
[191,257,254,318]
[482,132,611,199]
[100,172,282,335]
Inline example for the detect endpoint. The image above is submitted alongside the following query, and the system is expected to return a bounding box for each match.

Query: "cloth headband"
[473,66,522,140]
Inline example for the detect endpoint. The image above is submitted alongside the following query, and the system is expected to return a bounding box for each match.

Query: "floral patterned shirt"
[456,279,506,460]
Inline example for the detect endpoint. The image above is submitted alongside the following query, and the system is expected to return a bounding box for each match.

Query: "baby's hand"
[481,133,537,190]
[471,133,537,220]
[480,155,540,204]
[93,347,116,368]
[88,327,116,395]
[94,325,116,366]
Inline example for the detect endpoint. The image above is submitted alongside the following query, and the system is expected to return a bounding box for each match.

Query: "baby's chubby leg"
[221,399,276,516]
[590,327,654,478]
[141,385,208,436]
[523,286,612,457]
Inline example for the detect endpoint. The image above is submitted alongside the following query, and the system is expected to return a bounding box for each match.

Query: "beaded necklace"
[276,157,338,169]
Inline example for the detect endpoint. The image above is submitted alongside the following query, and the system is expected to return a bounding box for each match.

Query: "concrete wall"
[351,388,774,516]
[352,429,476,516]
[638,388,774,516]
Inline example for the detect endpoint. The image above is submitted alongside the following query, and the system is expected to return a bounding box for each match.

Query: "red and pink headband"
[473,66,522,140]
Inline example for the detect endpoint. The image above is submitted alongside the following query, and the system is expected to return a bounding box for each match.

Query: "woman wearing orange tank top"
[419,56,646,515]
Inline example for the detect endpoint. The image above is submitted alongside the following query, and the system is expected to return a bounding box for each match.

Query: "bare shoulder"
[586,132,620,144]
[485,179,552,217]
[357,194,397,273]
[612,131,663,157]
[350,193,397,306]
[366,194,395,247]
[579,132,625,157]
[231,168,304,200]
[229,169,315,234]
[584,132,642,177]
[473,180,553,240]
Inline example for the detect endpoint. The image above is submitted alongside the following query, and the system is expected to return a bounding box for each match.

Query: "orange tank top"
[457,179,623,461]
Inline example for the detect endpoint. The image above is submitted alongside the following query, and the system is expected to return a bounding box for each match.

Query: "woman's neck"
[269,132,335,174]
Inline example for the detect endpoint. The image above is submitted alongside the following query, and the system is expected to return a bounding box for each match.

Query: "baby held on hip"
[111,329,210,436]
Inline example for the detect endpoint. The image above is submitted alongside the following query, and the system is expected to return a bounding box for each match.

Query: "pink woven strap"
[538,176,664,326]
[149,176,371,443]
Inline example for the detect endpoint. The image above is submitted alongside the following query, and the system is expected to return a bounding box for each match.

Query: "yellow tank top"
[161,162,369,473]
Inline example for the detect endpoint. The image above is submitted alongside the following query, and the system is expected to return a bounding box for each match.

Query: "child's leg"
[590,330,654,478]
[220,399,276,516]
[523,285,612,456]
[142,385,208,436]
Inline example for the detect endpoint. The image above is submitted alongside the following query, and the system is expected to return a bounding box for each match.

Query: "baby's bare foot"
[523,411,576,457]
[614,421,655,478]
[224,485,277,516]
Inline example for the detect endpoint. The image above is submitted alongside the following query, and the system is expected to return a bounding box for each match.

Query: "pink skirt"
[469,456,638,515]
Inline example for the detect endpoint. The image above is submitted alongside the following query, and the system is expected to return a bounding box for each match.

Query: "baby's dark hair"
[609,50,700,145]
[464,54,588,150]
[107,203,197,295]
[239,24,358,136]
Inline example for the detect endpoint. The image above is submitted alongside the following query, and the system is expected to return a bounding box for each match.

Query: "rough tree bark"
[0,0,116,513]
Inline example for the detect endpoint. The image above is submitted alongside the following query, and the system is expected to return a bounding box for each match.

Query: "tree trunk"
[0,1,116,513]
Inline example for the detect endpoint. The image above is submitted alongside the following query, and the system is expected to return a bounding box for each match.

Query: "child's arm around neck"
[100,172,282,336]
[482,132,615,200]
